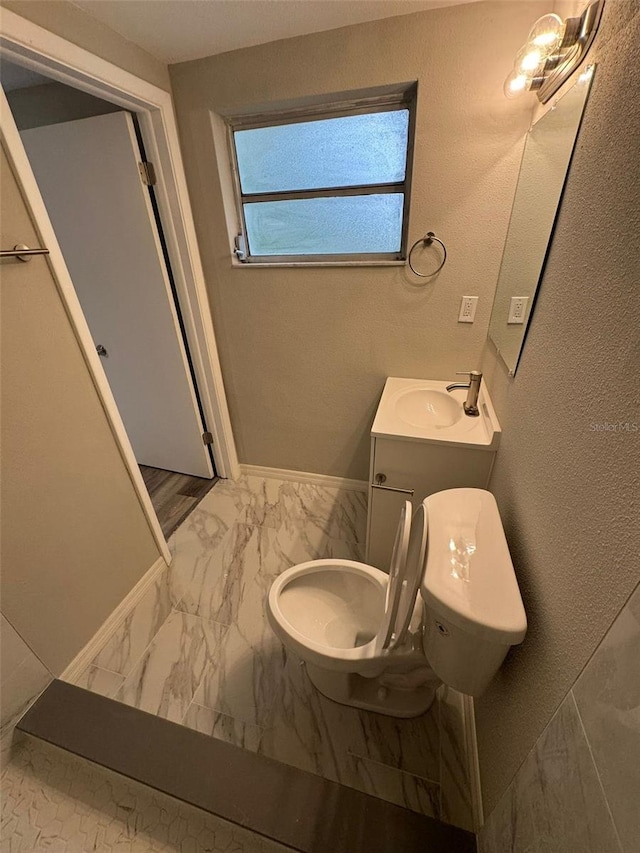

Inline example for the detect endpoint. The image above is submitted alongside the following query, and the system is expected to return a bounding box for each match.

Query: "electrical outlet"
[508,296,529,324]
[458,296,478,323]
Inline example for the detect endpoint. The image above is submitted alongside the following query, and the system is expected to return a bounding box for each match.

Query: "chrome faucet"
[446,370,482,417]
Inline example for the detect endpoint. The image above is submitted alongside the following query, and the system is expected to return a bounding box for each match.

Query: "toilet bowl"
[267,488,527,718]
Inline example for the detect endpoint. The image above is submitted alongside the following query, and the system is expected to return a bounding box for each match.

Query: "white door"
[21,112,213,477]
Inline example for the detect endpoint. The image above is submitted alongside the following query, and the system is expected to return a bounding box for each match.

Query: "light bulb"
[527,13,565,53]
[516,44,545,74]
[503,70,530,99]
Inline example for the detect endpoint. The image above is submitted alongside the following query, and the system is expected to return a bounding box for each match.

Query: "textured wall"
[1,144,161,675]
[478,0,640,815]
[169,2,545,479]
[1,1,170,91]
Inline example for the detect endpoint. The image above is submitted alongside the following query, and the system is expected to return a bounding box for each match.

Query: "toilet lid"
[379,502,428,652]
[377,500,412,651]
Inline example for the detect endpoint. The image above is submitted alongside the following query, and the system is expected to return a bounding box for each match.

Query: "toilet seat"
[376,499,411,651]
[267,501,427,673]
[385,502,427,651]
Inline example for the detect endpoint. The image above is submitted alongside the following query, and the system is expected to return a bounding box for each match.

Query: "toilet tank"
[420,489,527,697]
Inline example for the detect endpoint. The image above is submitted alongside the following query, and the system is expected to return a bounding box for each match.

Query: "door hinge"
[138,161,157,186]
[202,431,214,445]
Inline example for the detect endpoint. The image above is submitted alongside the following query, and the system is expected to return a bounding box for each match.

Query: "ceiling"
[73,0,481,65]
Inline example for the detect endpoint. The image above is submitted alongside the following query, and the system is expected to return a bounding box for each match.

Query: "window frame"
[226,86,417,266]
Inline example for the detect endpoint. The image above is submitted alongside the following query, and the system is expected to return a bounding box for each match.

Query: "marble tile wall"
[0,733,295,852]
[478,582,640,853]
[0,613,52,764]
[63,474,475,831]
[439,686,474,831]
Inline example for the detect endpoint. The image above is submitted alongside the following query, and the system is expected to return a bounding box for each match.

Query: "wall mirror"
[488,65,595,374]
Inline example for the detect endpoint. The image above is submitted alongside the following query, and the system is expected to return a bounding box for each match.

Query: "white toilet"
[267,488,527,718]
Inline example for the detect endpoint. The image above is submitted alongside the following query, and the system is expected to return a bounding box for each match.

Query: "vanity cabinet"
[365,437,497,571]
[365,376,502,570]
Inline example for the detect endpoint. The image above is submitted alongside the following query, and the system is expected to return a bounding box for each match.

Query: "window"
[228,87,416,264]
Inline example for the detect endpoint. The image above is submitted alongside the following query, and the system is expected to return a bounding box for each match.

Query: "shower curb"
[18,681,476,853]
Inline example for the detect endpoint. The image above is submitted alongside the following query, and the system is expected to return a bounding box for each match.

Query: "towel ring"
[407,232,447,277]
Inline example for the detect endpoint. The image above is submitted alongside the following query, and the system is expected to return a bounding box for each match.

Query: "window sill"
[230,259,407,269]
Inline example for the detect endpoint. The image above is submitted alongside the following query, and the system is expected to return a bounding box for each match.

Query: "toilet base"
[306,662,440,718]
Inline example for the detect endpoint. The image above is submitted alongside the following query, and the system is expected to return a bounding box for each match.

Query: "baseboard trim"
[59,556,168,683]
[462,694,484,830]
[240,463,368,493]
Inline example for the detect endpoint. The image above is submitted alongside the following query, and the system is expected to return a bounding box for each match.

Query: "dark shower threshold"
[18,681,477,853]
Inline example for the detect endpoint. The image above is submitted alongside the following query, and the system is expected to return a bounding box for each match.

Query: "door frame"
[0,9,240,561]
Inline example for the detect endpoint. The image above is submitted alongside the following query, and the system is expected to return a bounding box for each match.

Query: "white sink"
[371,378,501,449]
[394,388,464,429]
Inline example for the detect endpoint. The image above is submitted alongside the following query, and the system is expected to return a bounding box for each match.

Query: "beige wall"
[169,1,545,479]
[1,1,170,91]
[0,144,161,675]
[7,80,120,130]
[478,0,640,815]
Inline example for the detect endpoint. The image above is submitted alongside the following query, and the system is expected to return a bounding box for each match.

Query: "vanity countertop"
[371,377,501,450]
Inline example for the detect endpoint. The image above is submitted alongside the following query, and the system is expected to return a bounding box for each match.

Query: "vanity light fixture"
[504,0,604,103]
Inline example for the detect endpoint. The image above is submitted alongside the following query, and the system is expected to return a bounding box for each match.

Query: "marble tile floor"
[69,474,473,831]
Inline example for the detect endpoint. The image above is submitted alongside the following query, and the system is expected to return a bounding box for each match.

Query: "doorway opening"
[1,61,219,536]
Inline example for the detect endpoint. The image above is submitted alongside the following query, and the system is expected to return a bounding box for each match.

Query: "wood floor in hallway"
[140,465,218,537]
